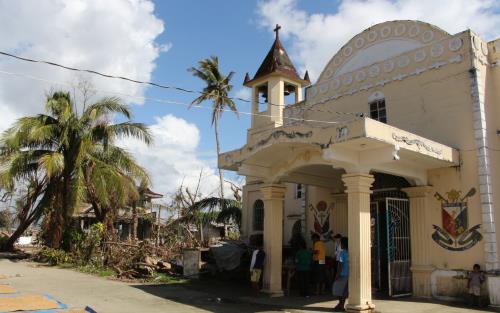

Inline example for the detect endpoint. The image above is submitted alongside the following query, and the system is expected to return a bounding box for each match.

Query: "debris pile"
[103,241,178,279]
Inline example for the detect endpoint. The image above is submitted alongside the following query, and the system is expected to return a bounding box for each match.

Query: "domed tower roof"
[244,24,310,86]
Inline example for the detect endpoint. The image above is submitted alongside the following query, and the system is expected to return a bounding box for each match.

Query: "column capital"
[341,173,374,194]
[402,186,433,198]
[260,184,286,200]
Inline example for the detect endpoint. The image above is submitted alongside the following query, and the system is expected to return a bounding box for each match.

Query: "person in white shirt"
[332,234,342,280]
[249,242,265,294]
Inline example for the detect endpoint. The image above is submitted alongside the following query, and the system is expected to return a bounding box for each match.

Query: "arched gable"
[317,20,451,83]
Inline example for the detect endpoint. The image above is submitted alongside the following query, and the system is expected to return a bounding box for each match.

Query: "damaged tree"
[0,90,151,251]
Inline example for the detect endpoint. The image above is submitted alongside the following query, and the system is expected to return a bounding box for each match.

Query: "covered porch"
[220,118,459,312]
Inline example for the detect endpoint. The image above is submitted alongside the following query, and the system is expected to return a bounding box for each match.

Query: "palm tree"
[188,197,242,230]
[188,56,238,200]
[0,91,151,250]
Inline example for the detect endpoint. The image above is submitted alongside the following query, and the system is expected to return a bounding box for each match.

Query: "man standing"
[312,233,326,295]
[295,241,313,297]
[249,242,266,294]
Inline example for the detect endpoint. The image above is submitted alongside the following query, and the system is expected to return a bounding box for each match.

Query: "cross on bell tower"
[274,24,281,38]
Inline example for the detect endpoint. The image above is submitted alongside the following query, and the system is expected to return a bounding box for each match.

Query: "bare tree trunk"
[156,205,161,247]
[2,179,47,251]
[1,220,30,251]
[214,117,227,239]
[132,202,138,242]
[214,117,224,200]
[194,170,204,245]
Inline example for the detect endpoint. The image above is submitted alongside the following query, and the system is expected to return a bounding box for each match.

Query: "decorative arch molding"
[368,91,385,102]
[317,20,451,83]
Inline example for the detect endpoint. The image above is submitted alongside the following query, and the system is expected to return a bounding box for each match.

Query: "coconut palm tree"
[0,91,151,250]
[188,56,238,200]
[188,197,242,230]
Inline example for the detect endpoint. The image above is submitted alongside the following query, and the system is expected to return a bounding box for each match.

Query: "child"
[295,241,313,297]
[249,242,266,294]
[332,237,349,312]
[468,263,485,307]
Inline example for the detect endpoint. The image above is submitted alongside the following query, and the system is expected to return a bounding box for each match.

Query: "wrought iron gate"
[386,198,412,297]
[370,202,381,291]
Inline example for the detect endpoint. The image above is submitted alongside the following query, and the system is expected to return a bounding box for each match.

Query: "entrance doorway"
[370,174,412,297]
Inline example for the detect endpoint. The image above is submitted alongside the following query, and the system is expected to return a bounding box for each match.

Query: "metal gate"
[386,198,411,297]
[370,202,381,291]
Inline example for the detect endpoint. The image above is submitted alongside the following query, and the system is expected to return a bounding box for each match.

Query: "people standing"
[312,233,326,295]
[249,242,266,295]
[468,263,485,307]
[332,237,349,312]
[295,241,313,297]
[332,233,342,280]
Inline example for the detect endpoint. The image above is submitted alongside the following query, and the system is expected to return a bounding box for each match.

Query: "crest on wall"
[432,188,482,251]
[310,201,333,240]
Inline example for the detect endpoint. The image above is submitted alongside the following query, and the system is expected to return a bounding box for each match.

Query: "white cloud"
[0,0,167,120]
[0,1,230,197]
[234,87,252,101]
[118,114,232,198]
[256,0,500,79]
[0,0,229,195]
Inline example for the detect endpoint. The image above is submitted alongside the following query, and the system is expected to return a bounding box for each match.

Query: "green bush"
[36,247,74,265]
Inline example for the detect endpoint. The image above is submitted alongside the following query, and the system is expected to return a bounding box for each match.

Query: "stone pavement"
[1,258,498,313]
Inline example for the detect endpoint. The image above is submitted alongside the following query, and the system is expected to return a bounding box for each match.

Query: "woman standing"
[332,237,349,311]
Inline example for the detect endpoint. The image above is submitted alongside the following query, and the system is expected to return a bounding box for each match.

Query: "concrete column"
[295,84,303,103]
[342,173,375,313]
[260,183,286,296]
[331,194,348,236]
[268,78,284,126]
[251,86,259,129]
[469,67,499,271]
[402,186,434,298]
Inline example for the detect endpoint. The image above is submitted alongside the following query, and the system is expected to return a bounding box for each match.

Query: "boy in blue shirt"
[332,237,349,311]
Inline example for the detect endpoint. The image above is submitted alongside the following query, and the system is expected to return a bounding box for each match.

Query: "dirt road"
[0,259,280,313]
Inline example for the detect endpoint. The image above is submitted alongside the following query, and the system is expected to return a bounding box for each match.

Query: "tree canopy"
[0,91,151,250]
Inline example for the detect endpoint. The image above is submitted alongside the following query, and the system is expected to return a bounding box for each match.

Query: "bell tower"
[244,24,310,130]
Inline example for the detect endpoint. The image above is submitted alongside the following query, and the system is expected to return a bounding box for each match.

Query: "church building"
[220,20,500,311]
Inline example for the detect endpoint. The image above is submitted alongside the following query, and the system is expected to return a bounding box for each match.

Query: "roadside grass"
[76,265,115,277]
[152,272,187,284]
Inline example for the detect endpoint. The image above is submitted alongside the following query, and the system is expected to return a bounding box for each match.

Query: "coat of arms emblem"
[432,188,482,251]
[310,201,333,240]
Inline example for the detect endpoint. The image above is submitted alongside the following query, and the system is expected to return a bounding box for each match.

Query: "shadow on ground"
[132,277,336,313]
[132,277,499,313]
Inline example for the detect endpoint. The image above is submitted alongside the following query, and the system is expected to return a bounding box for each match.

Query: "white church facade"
[220,20,500,310]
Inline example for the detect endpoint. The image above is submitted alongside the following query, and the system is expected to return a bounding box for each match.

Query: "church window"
[253,199,264,231]
[295,184,303,199]
[369,99,387,123]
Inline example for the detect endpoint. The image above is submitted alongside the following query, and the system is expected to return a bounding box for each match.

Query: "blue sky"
[139,1,334,155]
[0,0,499,198]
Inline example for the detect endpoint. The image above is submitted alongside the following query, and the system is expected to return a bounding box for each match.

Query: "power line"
[0,69,352,125]
[3,67,499,153]
[0,50,361,117]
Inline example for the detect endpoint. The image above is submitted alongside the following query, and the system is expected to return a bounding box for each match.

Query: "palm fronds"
[0,90,151,250]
